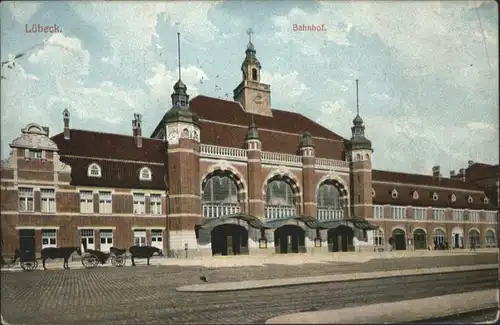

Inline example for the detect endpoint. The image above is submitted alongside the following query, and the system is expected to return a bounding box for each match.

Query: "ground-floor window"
[373,229,384,246]
[433,229,446,246]
[80,229,95,251]
[41,229,57,249]
[151,229,163,250]
[485,230,496,247]
[133,230,147,246]
[100,230,113,252]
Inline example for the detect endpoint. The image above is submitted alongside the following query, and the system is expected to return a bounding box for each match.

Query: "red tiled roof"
[372,170,484,190]
[52,129,164,162]
[466,163,499,182]
[372,169,496,209]
[188,96,346,159]
[372,183,495,209]
[51,130,166,189]
[59,157,165,189]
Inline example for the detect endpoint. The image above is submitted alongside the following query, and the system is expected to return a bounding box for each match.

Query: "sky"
[0,0,498,176]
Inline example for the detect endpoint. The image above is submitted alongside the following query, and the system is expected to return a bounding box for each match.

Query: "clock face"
[253,94,263,104]
[167,131,179,144]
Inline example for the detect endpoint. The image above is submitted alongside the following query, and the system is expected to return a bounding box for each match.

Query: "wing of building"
[1,38,498,257]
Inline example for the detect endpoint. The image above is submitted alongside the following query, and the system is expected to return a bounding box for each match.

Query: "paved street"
[1,254,498,325]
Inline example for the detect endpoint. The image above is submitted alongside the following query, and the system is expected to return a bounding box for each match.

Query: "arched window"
[265,177,296,220]
[139,167,152,181]
[485,230,496,247]
[87,163,102,178]
[316,182,344,221]
[373,229,384,247]
[468,229,480,248]
[433,229,446,246]
[182,128,189,138]
[202,173,240,218]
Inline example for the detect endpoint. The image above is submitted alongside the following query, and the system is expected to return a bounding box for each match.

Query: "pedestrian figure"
[470,239,476,251]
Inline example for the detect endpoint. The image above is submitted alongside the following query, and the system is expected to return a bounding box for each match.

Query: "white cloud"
[146,63,208,105]
[5,1,41,24]
[260,70,309,103]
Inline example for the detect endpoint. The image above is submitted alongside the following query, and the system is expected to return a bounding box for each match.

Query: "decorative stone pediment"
[10,123,58,151]
[53,153,71,173]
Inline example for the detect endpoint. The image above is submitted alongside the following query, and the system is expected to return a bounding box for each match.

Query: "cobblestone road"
[1,254,498,325]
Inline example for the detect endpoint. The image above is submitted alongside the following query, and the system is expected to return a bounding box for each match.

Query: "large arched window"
[265,177,296,220]
[433,229,446,246]
[485,230,496,247]
[316,182,344,221]
[468,229,480,248]
[202,173,240,218]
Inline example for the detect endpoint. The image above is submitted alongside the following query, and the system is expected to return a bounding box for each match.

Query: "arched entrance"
[468,229,480,249]
[211,224,248,256]
[327,225,354,252]
[451,226,464,249]
[391,228,406,250]
[432,228,446,249]
[413,229,427,250]
[274,225,305,254]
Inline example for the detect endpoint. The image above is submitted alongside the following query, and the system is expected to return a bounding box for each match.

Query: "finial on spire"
[356,79,359,116]
[246,28,254,44]
[177,32,181,81]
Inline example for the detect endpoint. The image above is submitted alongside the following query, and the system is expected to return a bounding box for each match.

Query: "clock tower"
[233,28,272,117]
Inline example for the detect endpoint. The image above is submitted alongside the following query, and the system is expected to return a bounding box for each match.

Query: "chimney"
[63,109,70,140]
[468,160,474,167]
[132,113,143,148]
[450,170,456,177]
[432,165,441,178]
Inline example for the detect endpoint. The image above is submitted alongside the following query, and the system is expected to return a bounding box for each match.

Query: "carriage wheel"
[82,254,99,269]
[20,261,38,271]
[112,255,125,267]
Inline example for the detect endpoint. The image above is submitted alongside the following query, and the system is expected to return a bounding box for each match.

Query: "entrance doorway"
[80,229,95,251]
[413,229,427,250]
[327,225,354,252]
[392,228,407,250]
[18,229,36,252]
[211,224,249,256]
[100,230,113,252]
[274,225,305,254]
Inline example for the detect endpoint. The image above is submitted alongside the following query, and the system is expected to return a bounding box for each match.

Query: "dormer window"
[139,167,152,181]
[451,194,456,202]
[467,195,473,204]
[484,197,489,204]
[372,188,376,198]
[87,163,102,178]
[391,189,398,199]
[412,191,419,200]
[432,192,439,201]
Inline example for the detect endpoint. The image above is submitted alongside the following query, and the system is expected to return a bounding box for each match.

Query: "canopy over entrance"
[195,213,271,232]
[319,216,379,231]
[195,214,378,232]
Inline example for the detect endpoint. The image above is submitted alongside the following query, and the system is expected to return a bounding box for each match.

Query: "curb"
[176,264,498,292]
[265,290,499,324]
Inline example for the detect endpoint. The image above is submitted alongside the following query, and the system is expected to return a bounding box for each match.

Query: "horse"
[40,247,82,270]
[128,246,162,266]
[110,246,126,256]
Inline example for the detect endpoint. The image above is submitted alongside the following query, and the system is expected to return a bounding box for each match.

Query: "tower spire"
[246,28,253,44]
[356,79,359,116]
[177,32,181,81]
[171,32,189,108]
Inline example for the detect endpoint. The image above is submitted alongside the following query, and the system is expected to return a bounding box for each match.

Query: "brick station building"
[0,39,498,257]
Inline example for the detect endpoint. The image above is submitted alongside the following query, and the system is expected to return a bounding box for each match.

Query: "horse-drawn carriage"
[15,248,38,271]
[81,246,127,269]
